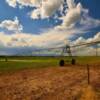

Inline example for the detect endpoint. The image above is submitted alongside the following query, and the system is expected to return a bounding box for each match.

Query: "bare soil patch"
[0,65,99,100]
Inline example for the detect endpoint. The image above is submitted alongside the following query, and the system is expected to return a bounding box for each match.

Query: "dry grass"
[79,85,98,100]
[0,65,99,100]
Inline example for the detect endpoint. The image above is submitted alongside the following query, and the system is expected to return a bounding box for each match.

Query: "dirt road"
[0,65,99,100]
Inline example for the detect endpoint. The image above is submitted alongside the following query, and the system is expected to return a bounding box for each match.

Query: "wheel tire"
[59,60,64,66]
[71,59,76,65]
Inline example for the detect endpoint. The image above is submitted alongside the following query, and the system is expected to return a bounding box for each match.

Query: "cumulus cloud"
[73,46,100,56]
[0,26,88,49]
[29,0,64,19]
[6,0,100,29]
[0,17,23,32]
[40,0,63,18]
[3,0,100,55]
[67,0,76,9]
[55,1,82,29]
[55,0,100,30]
[73,32,100,45]
[0,31,99,55]
[0,31,67,48]
[80,15,100,29]
[29,9,40,19]
[6,0,42,8]
[71,32,100,56]
[6,0,17,8]
[6,0,64,19]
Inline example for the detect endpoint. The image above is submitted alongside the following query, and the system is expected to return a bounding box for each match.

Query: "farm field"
[0,56,100,72]
[0,56,100,100]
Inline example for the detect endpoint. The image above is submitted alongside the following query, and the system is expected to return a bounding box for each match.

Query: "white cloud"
[29,0,64,19]
[71,32,100,56]
[55,0,100,30]
[0,31,99,55]
[6,0,17,8]
[73,46,100,56]
[0,26,87,48]
[0,31,67,48]
[41,0,63,18]
[6,0,100,29]
[6,0,42,8]
[29,9,40,19]
[17,0,42,7]
[80,15,100,29]
[72,37,85,45]
[6,0,64,19]
[73,32,100,45]
[67,0,76,9]
[4,0,100,55]
[56,2,83,29]
[0,17,23,32]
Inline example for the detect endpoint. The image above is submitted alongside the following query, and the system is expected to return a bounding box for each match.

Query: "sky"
[0,0,100,56]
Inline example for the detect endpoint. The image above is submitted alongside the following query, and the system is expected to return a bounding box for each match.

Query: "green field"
[0,56,100,72]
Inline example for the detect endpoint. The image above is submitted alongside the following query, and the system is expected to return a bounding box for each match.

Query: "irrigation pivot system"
[1,40,100,65]
[59,40,100,66]
[32,40,100,66]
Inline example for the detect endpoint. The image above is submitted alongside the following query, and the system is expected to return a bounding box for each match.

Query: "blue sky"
[0,0,60,34]
[0,0,100,55]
